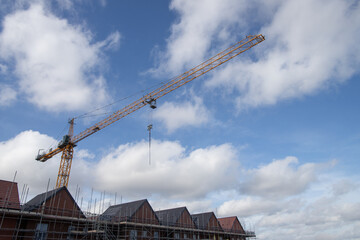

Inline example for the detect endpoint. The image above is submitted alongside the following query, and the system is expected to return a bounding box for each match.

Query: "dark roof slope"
[0,179,20,210]
[22,187,62,211]
[191,212,214,229]
[101,199,148,219]
[22,186,86,218]
[156,207,186,226]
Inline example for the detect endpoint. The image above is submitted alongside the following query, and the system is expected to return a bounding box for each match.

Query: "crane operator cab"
[58,135,71,148]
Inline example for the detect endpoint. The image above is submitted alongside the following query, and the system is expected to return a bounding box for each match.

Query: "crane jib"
[35,34,265,188]
[71,34,265,144]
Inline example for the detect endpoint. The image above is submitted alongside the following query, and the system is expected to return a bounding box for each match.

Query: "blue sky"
[0,0,360,239]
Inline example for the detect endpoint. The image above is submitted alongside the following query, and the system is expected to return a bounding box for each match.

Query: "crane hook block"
[145,97,157,109]
[150,101,157,109]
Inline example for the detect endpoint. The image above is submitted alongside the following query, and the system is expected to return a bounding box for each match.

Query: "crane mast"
[36,34,265,188]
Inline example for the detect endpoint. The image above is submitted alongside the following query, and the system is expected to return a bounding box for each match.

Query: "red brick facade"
[0,180,20,210]
[0,180,254,239]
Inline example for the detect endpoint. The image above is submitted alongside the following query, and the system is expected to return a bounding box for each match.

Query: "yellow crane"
[36,34,265,188]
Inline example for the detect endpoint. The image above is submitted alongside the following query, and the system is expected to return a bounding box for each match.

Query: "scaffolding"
[0,180,256,240]
[0,201,256,240]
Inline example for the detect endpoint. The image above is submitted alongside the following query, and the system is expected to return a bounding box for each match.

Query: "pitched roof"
[101,199,148,220]
[218,216,237,230]
[22,186,86,218]
[156,207,187,226]
[22,187,63,211]
[191,212,214,229]
[0,179,20,210]
[218,216,245,234]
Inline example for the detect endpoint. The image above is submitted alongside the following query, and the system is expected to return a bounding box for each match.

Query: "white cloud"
[0,130,60,194]
[96,31,121,51]
[207,0,360,110]
[239,156,317,198]
[0,131,238,201]
[218,173,360,240]
[151,0,360,112]
[153,95,210,133]
[2,130,360,240]
[332,179,359,196]
[337,202,360,222]
[94,140,239,199]
[149,0,247,77]
[0,3,120,112]
[218,168,360,240]
[257,196,360,240]
[0,130,94,197]
[0,84,17,106]
[218,197,287,217]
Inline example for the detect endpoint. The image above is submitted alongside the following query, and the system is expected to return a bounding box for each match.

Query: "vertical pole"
[147,124,153,165]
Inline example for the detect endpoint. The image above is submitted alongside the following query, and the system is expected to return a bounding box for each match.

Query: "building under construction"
[0,179,255,240]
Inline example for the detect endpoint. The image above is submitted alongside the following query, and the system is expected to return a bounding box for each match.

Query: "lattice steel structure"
[36,34,265,188]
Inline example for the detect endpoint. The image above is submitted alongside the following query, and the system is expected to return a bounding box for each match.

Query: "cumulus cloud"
[94,140,239,199]
[2,130,360,240]
[332,179,359,196]
[0,130,239,201]
[219,173,360,240]
[0,3,120,111]
[0,130,94,196]
[218,197,287,217]
[0,130,60,194]
[153,95,210,133]
[208,0,360,110]
[148,0,247,76]
[239,156,317,198]
[151,0,360,112]
[337,202,360,222]
[257,196,360,240]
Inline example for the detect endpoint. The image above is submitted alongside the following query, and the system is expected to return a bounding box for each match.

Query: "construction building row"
[0,179,256,239]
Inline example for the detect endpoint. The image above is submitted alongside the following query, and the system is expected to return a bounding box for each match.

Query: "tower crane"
[36,34,265,188]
